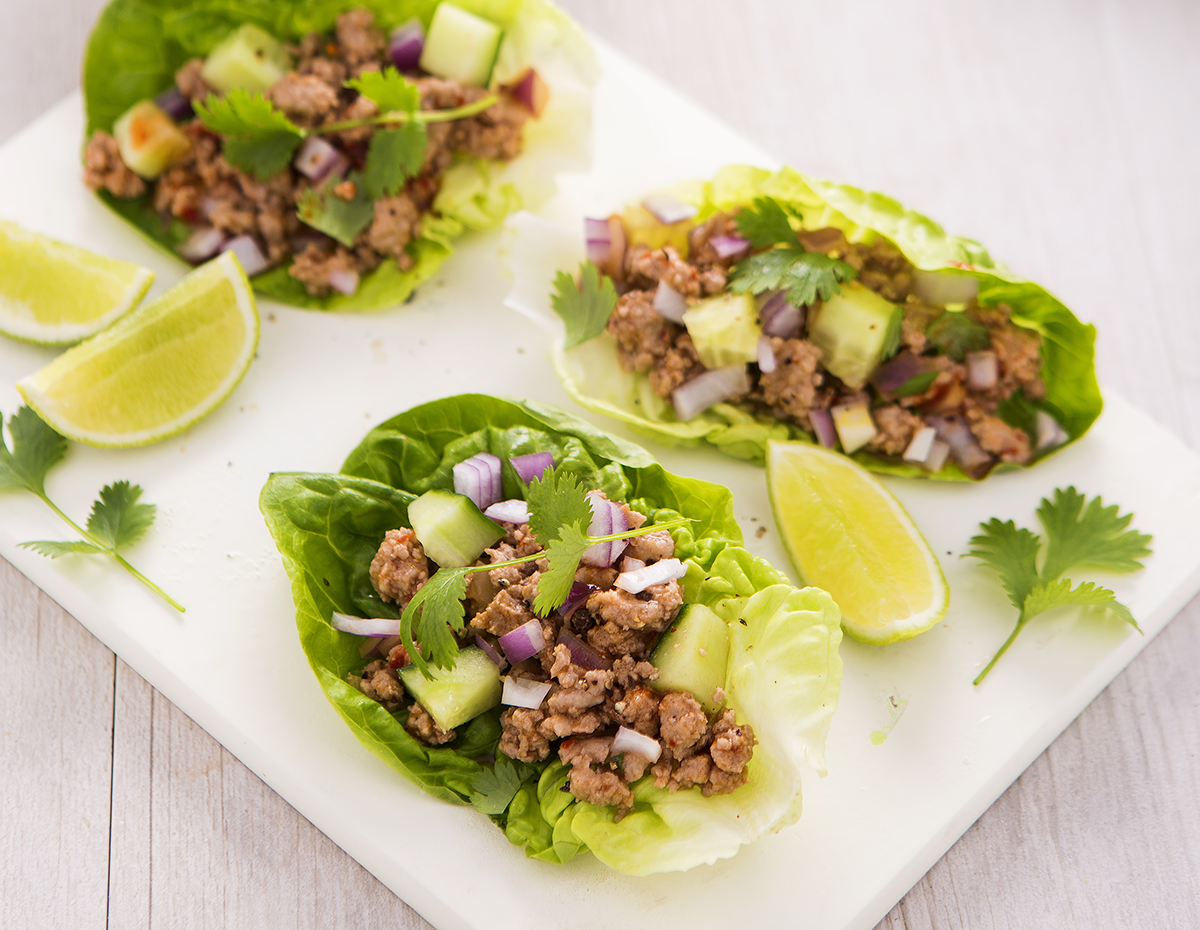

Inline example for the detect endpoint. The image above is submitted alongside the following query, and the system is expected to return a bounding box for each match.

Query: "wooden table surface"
[3,1,1199,927]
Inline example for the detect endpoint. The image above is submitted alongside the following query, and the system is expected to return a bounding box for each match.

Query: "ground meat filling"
[81,8,532,297]
[351,492,758,813]
[602,207,1049,476]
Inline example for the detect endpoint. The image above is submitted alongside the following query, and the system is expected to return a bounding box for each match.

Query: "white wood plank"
[0,556,114,928]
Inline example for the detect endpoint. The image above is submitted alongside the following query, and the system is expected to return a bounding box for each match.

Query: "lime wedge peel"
[766,440,949,645]
[16,251,259,448]
[0,218,154,346]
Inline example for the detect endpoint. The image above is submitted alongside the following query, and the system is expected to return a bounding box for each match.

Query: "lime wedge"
[0,219,153,345]
[766,440,948,644]
[16,252,259,447]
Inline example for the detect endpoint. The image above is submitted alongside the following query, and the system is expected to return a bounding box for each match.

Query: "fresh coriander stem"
[973,618,1025,685]
[316,95,499,135]
[34,492,185,613]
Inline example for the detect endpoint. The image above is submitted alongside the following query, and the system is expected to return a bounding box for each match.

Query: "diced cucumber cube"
[112,101,191,179]
[807,281,902,389]
[682,293,761,370]
[650,603,730,713]
[419,3,503,87]
[399,646,502,730]
[201,24,293,95]
[408,489,504,568]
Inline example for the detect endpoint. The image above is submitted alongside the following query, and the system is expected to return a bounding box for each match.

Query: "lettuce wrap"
[259,394,842,874]
[82,0,597,311]
[504,165,1102,479]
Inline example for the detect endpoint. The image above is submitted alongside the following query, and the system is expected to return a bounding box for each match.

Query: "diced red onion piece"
[220,235,270,276]
[810,408,838,449]
[927,415,992,476]
[557,629,610,670]
[621,556,646,574]
[902,426,938,464]
[507,68,549,118]
[581,492,629,567]
[294,136,346,181]
[913,269,979,306]
[672,366,751,421]
[924,439,951,473]
[709,235,750,259]
[966,351,998,391]
[388,19,425,70]
[178,226,226,263]
[1036,411,1069,450]
[642,194,698,225]
[498,618,545,664]
[331,612,402,637]
[454,453,502,509]
[328,268,359,296]
[653,280,688,323]
[510,451,554,483]
[502,676,552,709]
[759,291,803,338]
[484,499,530,524]
[615,557,685,594]
[585,217,611,265]
[612,725,662,763]
[557,581,594,619]
[756,335,776,373]
[475,634,507,669]
[199,196,219,220]
[872,351,931,394]
[155,87,193,121]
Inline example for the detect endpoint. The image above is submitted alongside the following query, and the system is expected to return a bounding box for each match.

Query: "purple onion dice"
[758,291,803,339]
[510,451,554,483]
[613,725,662,763]
[154,87,193,121]
[671,366,751,421]
[484,499,530,524]
[581,492,629,567]
[653,280,688,323]
[177,226,226,264]
[388,19,425,71]
[328,268,359,296]
[294,136,348,182]
[709,234,750,259]
[809,408,838,449]
[220,235,270,277]
[557,630,610,670]
[498,617,546,665]
[501,675,551,709]
[453,453,503,510]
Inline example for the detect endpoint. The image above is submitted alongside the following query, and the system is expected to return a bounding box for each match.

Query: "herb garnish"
[968,487,1150,684]
[727,196,857,308]
[194,68,496,181]
[470,754,539,816]
[1,407,183,611]
[400,468,689,677]
[550,260,619,349]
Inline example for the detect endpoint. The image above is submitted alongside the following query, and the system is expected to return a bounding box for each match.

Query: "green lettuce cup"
[82,0,597,311]
[504,165,1102,479]
[259,394,843,874]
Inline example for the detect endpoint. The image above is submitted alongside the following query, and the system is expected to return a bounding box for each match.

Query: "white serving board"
[2,41,1200,930]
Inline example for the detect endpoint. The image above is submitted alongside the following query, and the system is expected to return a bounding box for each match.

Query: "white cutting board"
[2,41,1199,930]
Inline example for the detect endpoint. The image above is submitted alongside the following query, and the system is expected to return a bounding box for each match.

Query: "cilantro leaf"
[1037,487,1154,580]
[400,566,470,676]
[86,481,156,551]
[345,68,421,114]
[734,196,800,249]
[297,173,375,247]
[1023,579,1140,632]
[968,518,1041,611]
[0,406,66,497]
[533,522,593,617]
[194,91,304,179]
[925,310,991,362]
[728,247,856,307]
[19,539,104,558]
[550,261,619,349]
[470,755,537,816]
[362,122,427,199]
[525,469,591,547]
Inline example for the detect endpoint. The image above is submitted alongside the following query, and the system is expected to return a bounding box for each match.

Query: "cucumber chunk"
[806,281,902,389]
[399,646,502,730]
[682,293,761,370]
[408,489,504,568]
[419,3,503,87]
[112,101,191,179]
[201,24,293,94]
[650,603,730,713]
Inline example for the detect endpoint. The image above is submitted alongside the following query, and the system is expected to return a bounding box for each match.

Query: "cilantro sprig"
[399,468,689,677]
[727,196,857,307]
[968,486,1151,684]
[194,68,495,181]
[1,407,183,611]
[550,260,619,349]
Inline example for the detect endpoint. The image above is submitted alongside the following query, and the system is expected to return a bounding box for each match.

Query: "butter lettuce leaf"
[82,0,597,311]
[260,395,842,873]
[504,166,1101,477]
